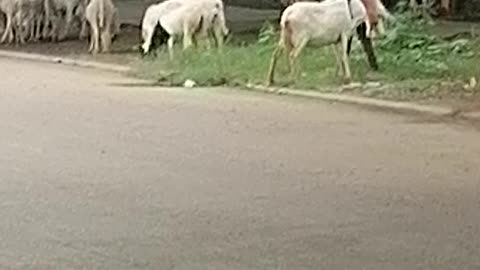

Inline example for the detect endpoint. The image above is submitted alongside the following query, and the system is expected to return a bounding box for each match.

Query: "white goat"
[140,0,184,54]
[267,0,369,85]
[85,0,119,53]
[140,0,229,57]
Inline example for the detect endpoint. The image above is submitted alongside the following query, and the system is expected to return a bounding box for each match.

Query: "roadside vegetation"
[134,3,480,102]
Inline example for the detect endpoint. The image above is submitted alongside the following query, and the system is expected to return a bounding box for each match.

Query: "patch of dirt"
[342,78,480,113]
[0,24,141,66]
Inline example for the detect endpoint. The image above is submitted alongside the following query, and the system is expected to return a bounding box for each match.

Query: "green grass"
[133,16,480,97]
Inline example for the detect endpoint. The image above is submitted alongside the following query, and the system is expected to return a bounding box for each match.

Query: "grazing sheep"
[267,0,370,85]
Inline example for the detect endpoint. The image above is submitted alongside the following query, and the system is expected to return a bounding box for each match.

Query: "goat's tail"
[281,19,294,51]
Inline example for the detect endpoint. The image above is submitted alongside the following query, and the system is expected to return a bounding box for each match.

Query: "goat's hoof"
[343,77,352,85]
[265,79,273,87]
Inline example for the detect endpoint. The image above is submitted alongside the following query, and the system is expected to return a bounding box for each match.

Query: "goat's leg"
[167,36,175,60]
[213,26,224,48]
[266,45,283,86]
[339,34,352,83]
[376,19,385,37]
[332,45,342,77]
[288,37,307,82]
[182,21,194,51]
[409,0,419,14]
[354,23,379,71]
[183,32,193,50]
[141,27,155,55]
[202,34,212,50]
[191,33,200,49]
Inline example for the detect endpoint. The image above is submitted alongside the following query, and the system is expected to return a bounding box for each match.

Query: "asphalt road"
[1,58,480,270]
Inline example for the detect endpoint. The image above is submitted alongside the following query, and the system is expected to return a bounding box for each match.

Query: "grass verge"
[133,13,480,102]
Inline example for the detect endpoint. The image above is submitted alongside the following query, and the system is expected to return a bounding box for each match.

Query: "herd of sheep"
[0,0,393,82]
[0,0,119,53]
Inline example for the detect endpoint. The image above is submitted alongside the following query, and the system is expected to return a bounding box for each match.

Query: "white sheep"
[266,0,370,85]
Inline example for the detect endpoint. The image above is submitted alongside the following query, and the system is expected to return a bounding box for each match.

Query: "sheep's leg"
[339,34,352,83]
[79,18,89,40]
[43,17,51,40]
[49,15,60,41]
[90,24,100,54]
[30,16,36,42]
[1,14,13,43]
[42,0,50,38]
[59,6,73,40]
[19,13,28,44]
[12,13,21,44]
[88,29,94,52]
[266,45,283,86]
[101,24,112,53]
[9,14,16,44]
[34,17,42,41]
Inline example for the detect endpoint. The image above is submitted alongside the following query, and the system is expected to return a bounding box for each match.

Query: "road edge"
[247,85,480,120]
[0,50,131,73]
[0,49,477,120]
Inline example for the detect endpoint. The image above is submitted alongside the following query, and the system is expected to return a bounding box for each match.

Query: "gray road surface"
[1,58,480,270]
